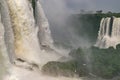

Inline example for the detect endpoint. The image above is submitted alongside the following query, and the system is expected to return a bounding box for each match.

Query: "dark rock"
[16,58,25,62]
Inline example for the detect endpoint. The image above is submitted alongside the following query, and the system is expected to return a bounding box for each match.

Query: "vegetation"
[42,61,78,77]
[70,44,120,79]
[42,44,120,79]
[91,45,120,78]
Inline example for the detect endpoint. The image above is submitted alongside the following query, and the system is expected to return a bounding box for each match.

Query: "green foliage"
[42,48,89,77]
[70,44,120,79]
[42,44,120,79]
[41,61,78,77]
[70,45,120,78]
[90,45,120,78]
[69,48,89,76]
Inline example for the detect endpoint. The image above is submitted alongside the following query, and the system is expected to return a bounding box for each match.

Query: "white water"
[0,13,11,80]
[0,0,76,80]
[95,17,120,48]
[35,0,54,48]
[0,0,15,63]
[6,0,43,64]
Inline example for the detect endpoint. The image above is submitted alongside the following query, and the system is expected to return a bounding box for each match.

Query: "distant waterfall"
[35,0,54,48]
[95,17,120,48]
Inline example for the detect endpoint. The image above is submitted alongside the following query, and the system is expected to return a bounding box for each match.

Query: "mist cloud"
[40,0,120,48]
[40,0,93,48]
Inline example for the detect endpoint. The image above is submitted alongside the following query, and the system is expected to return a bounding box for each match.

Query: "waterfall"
[4,0,64,66]
[95,17,120,48]
[0,0,71,80]
[0,0,15,63]
[6,0,42,64]
[0,13,11,80]
[35,0,54,48]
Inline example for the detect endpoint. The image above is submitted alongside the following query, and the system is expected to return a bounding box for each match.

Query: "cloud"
[66,0,95,11]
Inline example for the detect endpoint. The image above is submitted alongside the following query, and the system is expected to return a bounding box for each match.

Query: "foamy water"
[3,65,109,80]
[95,17,120,48]
[4,66,79,80]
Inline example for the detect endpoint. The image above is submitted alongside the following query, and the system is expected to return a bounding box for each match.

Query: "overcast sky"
[67,0,120,12]
[41,0,120,13]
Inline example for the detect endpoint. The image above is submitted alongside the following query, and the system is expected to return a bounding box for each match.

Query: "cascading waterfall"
[0,0,15,63]
[6,0,42,64]
[0,0,73,80]
[4,0,63,67]
[35,0,54,48]
[95,16,120,48]
[0,13,11,80]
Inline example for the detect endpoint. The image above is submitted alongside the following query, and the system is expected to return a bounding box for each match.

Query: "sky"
[41,0,120,13]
